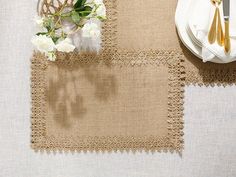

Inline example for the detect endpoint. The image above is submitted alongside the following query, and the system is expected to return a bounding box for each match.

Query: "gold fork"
[208,0,224,46]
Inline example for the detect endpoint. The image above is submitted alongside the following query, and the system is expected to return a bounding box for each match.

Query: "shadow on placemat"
[45,53,117,128]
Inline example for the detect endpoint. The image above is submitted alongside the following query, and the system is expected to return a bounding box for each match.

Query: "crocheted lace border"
[31,50,185,153]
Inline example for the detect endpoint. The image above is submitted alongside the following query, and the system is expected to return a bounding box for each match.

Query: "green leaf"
[79,6,92,17]
[71,11,81,24]
[97,16,107,20]
[52,36,60,43]
[74,0,82,8]
[36,32,47,36]
[84,6,93,11]
[74,6,85,12]
[44,18,54,31]
[74,0,86,9]
[61,11,72,18]
[82,0,86,5]
[45,25,51,32]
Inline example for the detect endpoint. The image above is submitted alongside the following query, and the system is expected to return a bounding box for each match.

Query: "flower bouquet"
[32,0,106,61]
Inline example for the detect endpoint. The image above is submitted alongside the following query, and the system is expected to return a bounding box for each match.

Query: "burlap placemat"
[183,47,236,86]
[31,0,185,152]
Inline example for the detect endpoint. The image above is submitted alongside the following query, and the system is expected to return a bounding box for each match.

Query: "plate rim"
[175,0,229,64]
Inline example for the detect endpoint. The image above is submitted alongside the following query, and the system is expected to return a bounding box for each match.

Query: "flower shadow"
[45,53,117,128]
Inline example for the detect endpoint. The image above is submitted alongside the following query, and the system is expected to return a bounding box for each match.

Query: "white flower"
[31,35,55,53]
[94,0,103,5]
[82,22,101,39]
[96,3,106,18]
[34,16,45,28]
[86,0,103,5]
[96,5,106,18]
[55,38,76,53]
[85,0,106,18]
[46,52,56,61]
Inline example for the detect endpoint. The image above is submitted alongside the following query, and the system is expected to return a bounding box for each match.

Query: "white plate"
[175,0,224,63]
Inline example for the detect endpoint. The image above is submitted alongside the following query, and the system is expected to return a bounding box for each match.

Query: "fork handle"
[224,20,231,53]
[208,8,218,44]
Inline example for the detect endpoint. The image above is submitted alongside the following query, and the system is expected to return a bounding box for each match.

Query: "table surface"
[0,0,235,177]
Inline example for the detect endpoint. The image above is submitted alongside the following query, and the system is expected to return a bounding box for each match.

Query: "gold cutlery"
[208,0,224,45]
[223,0,231,53]
[217,5,224,46]
[208,2,218,44]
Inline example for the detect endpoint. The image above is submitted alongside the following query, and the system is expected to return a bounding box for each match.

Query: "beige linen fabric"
[31,0,185,152]
[117,0,180,50]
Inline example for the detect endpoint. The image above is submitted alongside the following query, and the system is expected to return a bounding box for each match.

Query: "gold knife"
[223,0,231,53]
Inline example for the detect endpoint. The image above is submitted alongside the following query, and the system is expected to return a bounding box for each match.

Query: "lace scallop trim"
[31,54,48,150]
[184,53,236,87]
[31,50,185,153]
[185,66,236,87]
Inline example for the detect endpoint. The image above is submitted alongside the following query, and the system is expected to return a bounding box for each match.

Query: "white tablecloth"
[0,0,235,176]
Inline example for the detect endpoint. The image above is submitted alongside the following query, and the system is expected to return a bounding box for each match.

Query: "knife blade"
[223,0,231,53]
[223,0,230,20]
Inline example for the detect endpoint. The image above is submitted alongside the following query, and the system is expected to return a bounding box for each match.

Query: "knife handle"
[224,21,231,53]
[217,8,224,46]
